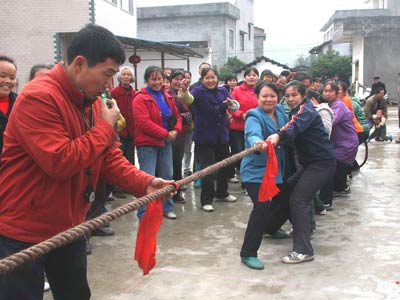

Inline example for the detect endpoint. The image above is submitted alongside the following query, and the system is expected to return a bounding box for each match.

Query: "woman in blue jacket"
[267,80,336,264]
[240,82,290,270]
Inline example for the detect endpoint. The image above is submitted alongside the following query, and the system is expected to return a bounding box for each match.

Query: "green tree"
[308,49,352,83]
[294,54,317,67]
[294,55,311,67]
[218,56,246,81]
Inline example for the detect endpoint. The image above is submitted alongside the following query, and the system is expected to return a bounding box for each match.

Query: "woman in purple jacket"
[320,80,358,208]
[185,67,239,212]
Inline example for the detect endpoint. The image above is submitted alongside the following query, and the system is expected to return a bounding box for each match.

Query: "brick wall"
[0,0,90,90]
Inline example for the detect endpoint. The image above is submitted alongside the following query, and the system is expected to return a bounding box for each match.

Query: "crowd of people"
[0,23,400,299]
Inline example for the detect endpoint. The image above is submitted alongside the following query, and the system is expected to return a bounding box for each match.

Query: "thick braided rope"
[0,145,261,274]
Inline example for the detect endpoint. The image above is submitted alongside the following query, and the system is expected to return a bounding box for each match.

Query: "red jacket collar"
[52,62,87,109]
[113,84,134,96]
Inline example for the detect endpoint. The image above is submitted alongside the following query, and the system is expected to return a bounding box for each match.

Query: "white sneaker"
[163,212,177,219]
[44,281,50,292]
[227,177,239,183]
[202,204,214,212]
[216,194,237,202]
[281,251,314,264]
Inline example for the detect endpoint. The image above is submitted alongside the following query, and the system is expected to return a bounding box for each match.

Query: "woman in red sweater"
[133,66,182,219]
[230,67,259,182]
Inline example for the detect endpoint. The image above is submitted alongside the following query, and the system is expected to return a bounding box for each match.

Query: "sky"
[137,0,370,66]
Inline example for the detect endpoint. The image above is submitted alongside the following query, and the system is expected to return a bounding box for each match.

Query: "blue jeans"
[182,131,193,174]
[0,235,90,300]
[136,144,174,218]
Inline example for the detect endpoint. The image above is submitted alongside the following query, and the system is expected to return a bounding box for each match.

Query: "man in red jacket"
[0,24,170,300]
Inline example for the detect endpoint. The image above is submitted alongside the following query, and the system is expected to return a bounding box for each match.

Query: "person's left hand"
[146,178,177,200]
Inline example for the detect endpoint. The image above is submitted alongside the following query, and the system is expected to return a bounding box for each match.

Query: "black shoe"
[183,171,192,177]
[173,193,186,204]
[92,226,115,237]
[113,191,127,198]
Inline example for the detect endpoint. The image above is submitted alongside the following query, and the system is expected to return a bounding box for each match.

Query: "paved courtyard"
[45,107,400,300]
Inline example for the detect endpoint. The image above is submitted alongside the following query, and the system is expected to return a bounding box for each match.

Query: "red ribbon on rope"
[134,182,179,275]
[258,140,280,202]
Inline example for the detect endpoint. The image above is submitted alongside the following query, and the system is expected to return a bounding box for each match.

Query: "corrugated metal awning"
[117,36,203,59]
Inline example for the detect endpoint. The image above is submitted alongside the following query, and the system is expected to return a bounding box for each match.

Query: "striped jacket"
[278,98,335,166]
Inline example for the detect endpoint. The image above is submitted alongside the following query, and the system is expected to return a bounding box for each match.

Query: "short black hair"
[0,55,17,70]
[375,87,385,94]
[224,74,238,84]
[293,71,312,83]
[337,81,348,93]
[170,70,184,80]
[29,64,52,81]
[144,65,163,82]
[322,80,339,94]
[280,70,290,77]
[200,67,218,80]
[199,62,211,69]
[260,69,274,79]
[284,80,306,98]
[244,67,259,77]
[67,24,125,67]
[255,81,279,97]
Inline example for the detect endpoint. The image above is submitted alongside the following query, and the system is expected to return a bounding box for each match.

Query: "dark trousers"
[0,235,90,300]
[320,160,352,206]
[229,129,244,172]
[196,143,230,206]
[120,136,135,165]
[172,134,186,182]
[240,183,290,257]
[369,124,388,140]
[287,160,336,255]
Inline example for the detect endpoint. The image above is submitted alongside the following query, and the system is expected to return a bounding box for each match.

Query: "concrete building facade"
[137,0,265,73]
[310,0,400,101]
[0,0,137,90]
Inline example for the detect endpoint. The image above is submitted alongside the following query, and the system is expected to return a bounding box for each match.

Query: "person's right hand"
[181,78,190,91]
[146,178,177,199]
[166,130,177,142]
[100,98,120,128]
[253,140,268,152]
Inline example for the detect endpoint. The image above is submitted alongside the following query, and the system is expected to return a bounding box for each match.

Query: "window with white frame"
[121,0,134,14]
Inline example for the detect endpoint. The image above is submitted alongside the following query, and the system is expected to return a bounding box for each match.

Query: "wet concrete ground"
[45,107,400,300]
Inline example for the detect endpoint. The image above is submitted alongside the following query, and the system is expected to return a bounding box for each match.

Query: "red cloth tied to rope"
[258,140,280,202]
[134,182,179,275]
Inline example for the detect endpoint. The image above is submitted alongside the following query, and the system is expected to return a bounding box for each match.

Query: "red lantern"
[129,55,141,67]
